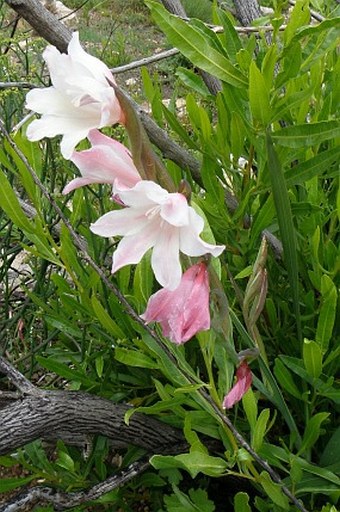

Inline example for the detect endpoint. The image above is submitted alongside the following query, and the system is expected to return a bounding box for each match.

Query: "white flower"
[90,181,225,290]
[25,32,122,159]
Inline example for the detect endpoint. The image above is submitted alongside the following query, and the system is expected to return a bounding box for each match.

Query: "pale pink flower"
[25,32,123,159]
[62,130,141,194]
[222,361,252,409]
[141,263,210,344]
[90,181,225,290]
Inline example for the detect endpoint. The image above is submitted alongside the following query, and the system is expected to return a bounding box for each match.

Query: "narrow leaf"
[316,275,337,352]
[0,169,35,233]
[266,133,301,339]
[249,61,270,126]
[272,120,340,148]
[303,339,322,379]
[145,1,247,88]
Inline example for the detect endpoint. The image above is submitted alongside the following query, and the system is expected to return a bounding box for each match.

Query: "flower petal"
[117,181,168,208]
[160,193,189,227]
[142,262,210,344]
[69,142,140,190]
[222,362,252,409]
[151,224,181,290]
[180,208,225,257]
[90,207,152,237]
[112,225,158,273]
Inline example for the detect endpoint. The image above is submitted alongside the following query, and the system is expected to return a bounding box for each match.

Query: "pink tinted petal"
[90,207,151,237]
[88,130,135,171]
[70,144,140,189]
[142,263,210,344]
[222,362,252,409]
[151,224,181,290]
[112,226,157,273]
[62,177,96,194]
[141,287,180,323]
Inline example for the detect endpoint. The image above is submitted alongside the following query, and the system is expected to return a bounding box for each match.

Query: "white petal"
[179,208,225,257]
[112,227,157,273]
[25,87,69,115]
[67,32,114,82]
[151,224,181,290]
[118,181,167,209]
[160,193,189,227]
[60,130,89,159]
[90,207,153,237]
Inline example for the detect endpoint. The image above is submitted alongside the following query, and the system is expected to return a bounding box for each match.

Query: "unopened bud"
[178,179,192,201]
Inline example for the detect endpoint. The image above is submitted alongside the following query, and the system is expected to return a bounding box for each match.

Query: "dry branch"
[0,390,185,455]
[0,460,150,512]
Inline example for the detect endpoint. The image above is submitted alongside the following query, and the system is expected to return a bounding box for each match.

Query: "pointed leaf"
[266,134,301,339]
[145,0,247,88]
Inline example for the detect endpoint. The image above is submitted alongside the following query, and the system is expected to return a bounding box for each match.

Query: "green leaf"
[283,0,310,45]
[234,492,251,512]
[91,296,125,339]
[214,8,241,62]
[0,168,35,233]
[266,134,301,339]
[95,354,104,378]
[249,61,270,126]
[259,471,290,510]
[175,451,228,478]
[303,339,322,379]
[162,103,198,150]
[35,356,96,387]
[176,67,211,97]
[0,476,36,493]
[285,146,340,187]
[145,1,247,87]
[252,409,270,452]
[56,451,75,472]
[272,120,340,148]
[242,388,258,431]
[274,358,302,400]
[316,275,337,352]
[299,413,330,455]
[250,194,275,245]
[114,347,158,369]
[320,427,340,467]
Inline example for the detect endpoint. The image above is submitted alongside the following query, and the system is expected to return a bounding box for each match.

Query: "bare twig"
[0,81,36,89]
[0,460,150,512]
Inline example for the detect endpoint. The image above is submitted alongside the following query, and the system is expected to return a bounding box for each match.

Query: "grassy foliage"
[0,0,339,510]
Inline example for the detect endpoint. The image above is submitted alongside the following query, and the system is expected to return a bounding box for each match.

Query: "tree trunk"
[233,0,262,26]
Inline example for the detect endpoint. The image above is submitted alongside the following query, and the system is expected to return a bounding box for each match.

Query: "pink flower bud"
[222,361,252,409]
[141,262,210,344]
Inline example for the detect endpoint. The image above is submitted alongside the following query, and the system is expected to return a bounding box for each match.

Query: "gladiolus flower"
[90,180,225,290]
[25,32,123,159]
[222,361,252,409]
[141,262,210,344]
[62,130,141,194]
